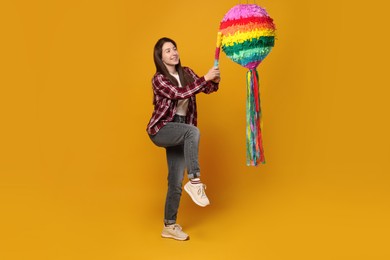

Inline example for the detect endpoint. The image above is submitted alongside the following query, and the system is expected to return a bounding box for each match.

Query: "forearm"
[153,75,207,99]
[202,81,219,94]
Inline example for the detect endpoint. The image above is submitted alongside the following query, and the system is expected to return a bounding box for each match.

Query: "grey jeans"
[149,115,201,225]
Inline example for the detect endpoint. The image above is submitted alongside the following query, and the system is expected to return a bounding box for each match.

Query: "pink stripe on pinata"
[221,4,269,22]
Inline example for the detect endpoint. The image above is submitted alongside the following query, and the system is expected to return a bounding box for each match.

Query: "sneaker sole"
[161,233,189,241]
[184,184,209,207]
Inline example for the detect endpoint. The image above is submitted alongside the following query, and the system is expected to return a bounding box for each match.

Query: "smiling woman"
[146,37,220,241]
[2,0,390,258]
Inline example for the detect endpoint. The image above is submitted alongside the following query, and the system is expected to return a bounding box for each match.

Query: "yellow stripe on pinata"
[220,23,275,37]
[222,29,275,47]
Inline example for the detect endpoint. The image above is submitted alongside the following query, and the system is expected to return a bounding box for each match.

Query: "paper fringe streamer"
[218,4,275,166]
[246,69,264,165]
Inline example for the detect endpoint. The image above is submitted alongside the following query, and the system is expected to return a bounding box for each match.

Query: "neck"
[165,65,177,75]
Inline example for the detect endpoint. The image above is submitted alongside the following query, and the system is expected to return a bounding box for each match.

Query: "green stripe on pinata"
[222,36,274,57]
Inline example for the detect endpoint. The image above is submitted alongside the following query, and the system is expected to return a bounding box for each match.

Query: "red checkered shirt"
[146,67,219,135]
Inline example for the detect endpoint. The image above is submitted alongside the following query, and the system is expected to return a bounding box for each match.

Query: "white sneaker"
[161,224,189,241]
[184,181,210,207]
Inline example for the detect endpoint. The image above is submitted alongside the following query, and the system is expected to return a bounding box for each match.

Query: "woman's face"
[161,42,179,68]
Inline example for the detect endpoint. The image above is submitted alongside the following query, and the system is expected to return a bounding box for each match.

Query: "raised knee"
[187,126,200,139]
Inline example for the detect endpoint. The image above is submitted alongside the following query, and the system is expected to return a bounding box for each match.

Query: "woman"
[146,37,220,241]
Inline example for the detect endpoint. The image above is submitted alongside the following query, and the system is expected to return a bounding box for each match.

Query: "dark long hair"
[153,37,194,87]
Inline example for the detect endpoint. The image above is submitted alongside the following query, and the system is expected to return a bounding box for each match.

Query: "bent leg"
[150,122,201,179]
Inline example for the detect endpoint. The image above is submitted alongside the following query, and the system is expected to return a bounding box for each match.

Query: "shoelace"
[172,224,182,231]
[197,184,207,198]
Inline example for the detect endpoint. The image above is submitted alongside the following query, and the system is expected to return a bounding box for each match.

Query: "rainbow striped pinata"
[215,4,276,166]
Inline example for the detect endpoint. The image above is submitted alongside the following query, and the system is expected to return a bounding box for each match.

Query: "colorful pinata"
[216,4,276,166]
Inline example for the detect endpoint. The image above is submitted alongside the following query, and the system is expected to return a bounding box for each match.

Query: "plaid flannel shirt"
[146,67,219,135]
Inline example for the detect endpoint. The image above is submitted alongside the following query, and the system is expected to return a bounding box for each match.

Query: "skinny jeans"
[149,115,200,225]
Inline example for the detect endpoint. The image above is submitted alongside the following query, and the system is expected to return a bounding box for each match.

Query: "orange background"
[1,0,389,259]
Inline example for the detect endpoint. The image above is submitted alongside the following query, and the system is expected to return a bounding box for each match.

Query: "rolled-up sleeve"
[184,67,219,94]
